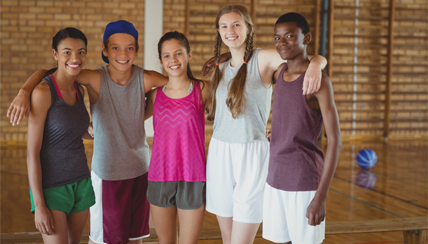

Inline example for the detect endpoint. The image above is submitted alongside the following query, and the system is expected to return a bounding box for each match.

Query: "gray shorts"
[147,181,206,210]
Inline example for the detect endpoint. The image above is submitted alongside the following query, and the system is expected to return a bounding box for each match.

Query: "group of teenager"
[7,4,341,244]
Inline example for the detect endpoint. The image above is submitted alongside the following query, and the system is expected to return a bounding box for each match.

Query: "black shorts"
[147,181,206,210]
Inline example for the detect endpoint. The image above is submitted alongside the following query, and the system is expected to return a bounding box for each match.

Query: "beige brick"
[120,3,136,9]
[35,1,53,7]
[29,7,45,13]
[45,7,62,13]
[2,0,19,6]
[54,2,71,7]
[72,2,86,7]
[103,3,119,8]
[37,13,54,20]
[54,14,71,20]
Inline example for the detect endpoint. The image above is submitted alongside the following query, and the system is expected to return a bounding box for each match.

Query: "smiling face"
[53,37,86,76]
[102,33,138,72]
[160,39,192,78]
[274,22,310,60]
[218,12,249,49]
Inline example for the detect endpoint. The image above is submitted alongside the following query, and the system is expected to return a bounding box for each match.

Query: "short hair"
[275,12,310,34]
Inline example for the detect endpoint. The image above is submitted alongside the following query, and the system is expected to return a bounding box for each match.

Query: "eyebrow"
[220,21,241,25]
[162,49,183,55]
[274,31,293,36]
[110,43,136,47]
[62,48,86,50]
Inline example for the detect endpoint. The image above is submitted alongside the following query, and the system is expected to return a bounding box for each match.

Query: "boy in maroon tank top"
[263,13,342,244]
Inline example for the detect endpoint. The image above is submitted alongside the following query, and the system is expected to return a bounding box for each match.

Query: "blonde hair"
[206,5,255,120]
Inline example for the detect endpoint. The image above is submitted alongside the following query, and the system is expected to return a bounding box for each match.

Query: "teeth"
[117,60,128,64]
[68,64,79,68]
[170,65,180,69]
[227,37,237,41]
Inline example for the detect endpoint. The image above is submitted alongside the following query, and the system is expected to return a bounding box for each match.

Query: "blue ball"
[356,149,377,169]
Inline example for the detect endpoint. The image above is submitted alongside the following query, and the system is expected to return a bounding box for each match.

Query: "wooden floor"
[1,138,427,244]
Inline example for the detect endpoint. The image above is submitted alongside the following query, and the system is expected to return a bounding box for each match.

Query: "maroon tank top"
[267,64,324,191]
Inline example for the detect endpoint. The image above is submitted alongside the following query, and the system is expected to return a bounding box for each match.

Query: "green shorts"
[30,177,95,215]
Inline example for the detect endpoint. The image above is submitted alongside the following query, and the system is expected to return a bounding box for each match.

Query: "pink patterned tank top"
[148,81,206,182]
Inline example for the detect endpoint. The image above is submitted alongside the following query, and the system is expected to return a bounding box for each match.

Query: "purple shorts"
[89,171,150,244]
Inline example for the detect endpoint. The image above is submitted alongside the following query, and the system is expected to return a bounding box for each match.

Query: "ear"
[102,44,108,57]
[303,32,311,45]
[52,49,59,61]
[188,50,193,61]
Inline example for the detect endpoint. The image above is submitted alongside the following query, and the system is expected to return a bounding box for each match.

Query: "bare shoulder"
[33,81,50,96]
[31,81,51,107]
[314,72,334,99]
[321,72,332,87]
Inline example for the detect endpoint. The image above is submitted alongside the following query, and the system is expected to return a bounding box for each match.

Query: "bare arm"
[74,69,101,104]
[258,48,327,94]
[200,79,211,105]
[27,82,55,235]
[143,70,168,94]
[7,70,47,126]
[76,86,94,140]
[305,73,342,226]
[144,89,157,121]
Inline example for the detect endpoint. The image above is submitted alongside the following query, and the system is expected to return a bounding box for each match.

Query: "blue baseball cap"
[101,20,138,63]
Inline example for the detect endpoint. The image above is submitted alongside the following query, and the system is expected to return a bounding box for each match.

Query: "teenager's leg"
[177,205,205,244]
[41,210,68,244]
[216,215,233,244]
[67,209,89,244]
[128,239,143,244]
[151,204,177,244]
[230,221,260,244]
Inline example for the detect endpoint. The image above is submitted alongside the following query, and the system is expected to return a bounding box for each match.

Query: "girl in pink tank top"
[144,31,209,244]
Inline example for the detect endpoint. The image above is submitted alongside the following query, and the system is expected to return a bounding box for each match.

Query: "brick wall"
[1,0,427,142]
[1,0,145,142]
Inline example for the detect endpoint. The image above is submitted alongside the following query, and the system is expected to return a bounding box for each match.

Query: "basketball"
[356,149,377,169]
[356,170,377,189]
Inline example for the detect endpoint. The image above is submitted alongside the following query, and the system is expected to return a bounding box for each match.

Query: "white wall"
[144,0,163,137]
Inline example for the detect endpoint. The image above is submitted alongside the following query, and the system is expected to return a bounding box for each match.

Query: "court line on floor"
[334,176,428,210]
[329,188,403,218]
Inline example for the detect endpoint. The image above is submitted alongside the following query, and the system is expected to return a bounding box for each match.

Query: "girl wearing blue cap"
[8,20,168,244]
[26,27,95,243]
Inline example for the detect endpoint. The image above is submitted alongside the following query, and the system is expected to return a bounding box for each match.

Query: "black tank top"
[39,75,90,189]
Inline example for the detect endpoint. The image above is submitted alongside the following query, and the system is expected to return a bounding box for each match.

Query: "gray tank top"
[40,75,90,189]
[212,48,272,143]
[90,65,150,180]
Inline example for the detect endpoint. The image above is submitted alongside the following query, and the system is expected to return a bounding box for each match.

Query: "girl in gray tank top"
[26,28,95,242]
[204,5,327,244]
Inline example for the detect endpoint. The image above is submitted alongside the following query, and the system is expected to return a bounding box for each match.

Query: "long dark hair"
[157,31,204,90]
[206,5,255,120]
[46,27,87,76]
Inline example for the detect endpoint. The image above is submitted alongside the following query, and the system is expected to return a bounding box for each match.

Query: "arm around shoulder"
[7,69,48,125]
[143,70,168,94]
